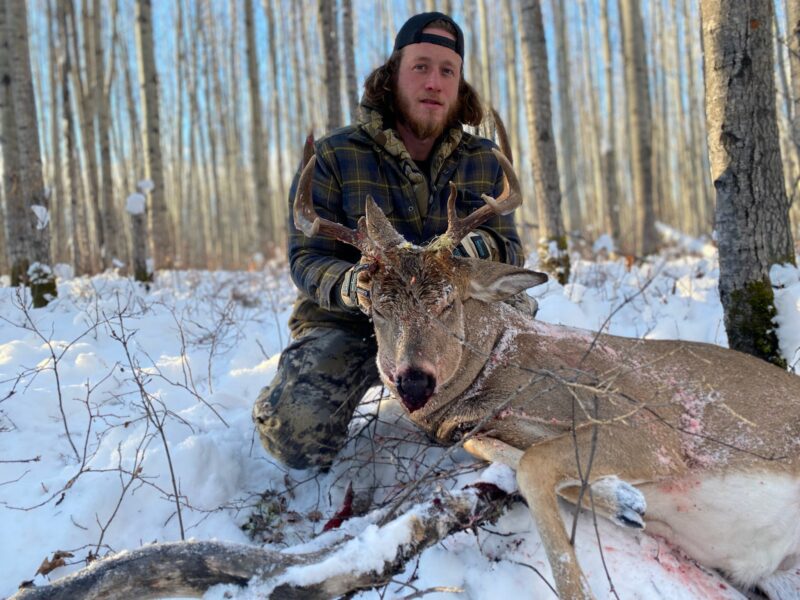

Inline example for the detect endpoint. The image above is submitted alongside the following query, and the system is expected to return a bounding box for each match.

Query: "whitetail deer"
[294,149,800,600]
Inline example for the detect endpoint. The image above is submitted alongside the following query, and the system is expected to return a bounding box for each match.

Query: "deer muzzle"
[395,368,436,413]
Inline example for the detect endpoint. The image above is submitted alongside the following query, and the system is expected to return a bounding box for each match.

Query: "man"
[253,12,531,470]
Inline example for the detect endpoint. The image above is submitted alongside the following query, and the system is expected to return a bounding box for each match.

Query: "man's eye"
[413,64,426,72]
[443,68,455,77]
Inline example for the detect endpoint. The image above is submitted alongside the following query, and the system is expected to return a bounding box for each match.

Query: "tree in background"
[135,0,174,270]
[620,0,658,257]
[319,0,342,131]
[520,0,570,284]
[0,0,57,307]
[701,0,796,367]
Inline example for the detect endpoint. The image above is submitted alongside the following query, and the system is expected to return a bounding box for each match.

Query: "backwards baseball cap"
[393,12,465,61]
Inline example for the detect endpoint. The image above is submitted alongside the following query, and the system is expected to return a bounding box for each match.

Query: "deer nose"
[396,369,436,413]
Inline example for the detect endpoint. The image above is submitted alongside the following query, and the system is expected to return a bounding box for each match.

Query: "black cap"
[393,12,464,61]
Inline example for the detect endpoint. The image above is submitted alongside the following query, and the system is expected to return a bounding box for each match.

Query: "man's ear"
[460,258,548,302]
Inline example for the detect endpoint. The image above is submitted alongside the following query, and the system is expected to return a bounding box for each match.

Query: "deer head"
[293,145,547,414]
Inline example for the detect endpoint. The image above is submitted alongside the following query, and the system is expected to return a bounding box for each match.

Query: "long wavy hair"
[362,50,484,128]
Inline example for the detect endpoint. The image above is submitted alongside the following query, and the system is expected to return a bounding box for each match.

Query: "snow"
[126,192,146,215]
[30,205,50,230]
[0,244,799,600]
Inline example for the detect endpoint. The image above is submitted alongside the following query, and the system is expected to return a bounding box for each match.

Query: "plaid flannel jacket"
[287,106,525,336]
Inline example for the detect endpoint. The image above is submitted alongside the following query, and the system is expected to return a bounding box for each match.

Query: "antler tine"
[441,147,522,248]
[293,152,366,250]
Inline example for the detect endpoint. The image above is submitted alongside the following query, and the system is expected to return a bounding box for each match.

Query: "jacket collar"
[352,104,466,181]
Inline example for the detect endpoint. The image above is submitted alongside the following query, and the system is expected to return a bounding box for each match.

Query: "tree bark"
[701,0,796,367]
[319,0,342,131]
[342,0,359,121]
[552,0,582,234]
[600,0,621,246]
[246,0,273,256]
[620,0,658,256]
[93,0,123,267]
[135,0,175,270]
[0,0,57,305]
[520,0,570,283]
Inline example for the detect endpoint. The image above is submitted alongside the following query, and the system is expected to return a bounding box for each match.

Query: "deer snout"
[395,368,436,413]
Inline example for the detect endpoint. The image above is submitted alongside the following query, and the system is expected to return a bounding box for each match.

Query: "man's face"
[395,27,462,140]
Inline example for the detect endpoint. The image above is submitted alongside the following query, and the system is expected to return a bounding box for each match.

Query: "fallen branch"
[12,485,519,600]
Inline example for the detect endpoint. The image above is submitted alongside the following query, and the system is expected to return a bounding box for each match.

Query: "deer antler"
[292,137,406,256]
[438,148,522,250]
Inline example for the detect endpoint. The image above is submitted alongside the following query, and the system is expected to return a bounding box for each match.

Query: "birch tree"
[520,0,569,283]
[0,0,57,306]
[701,0,795,367]
[135,0,175,270]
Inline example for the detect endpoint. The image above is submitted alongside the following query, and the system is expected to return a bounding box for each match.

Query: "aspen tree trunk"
[788,0,800,150]
[78,0,101,270]
[0,0,28,285]
[93,0,123,267]
[600,0,621,246]
[477,0,493,105]
[342,0,359,121]
[173,0,186,263]
[135,0,175,270]
[786,0,800,221]
[620,0,658,256]
[120,38,143,178]
[579,0,606,238]
[701,0,795,367]
[520,0,570,283]
[59,0,91,276]
[199,12,225,267]
[46,0,67,264]
[1,0,57,305]
[319,0,342,131]
[651,0,671,228]
[551,0,581,234]
[685,0,712,233]
[669,0,692,234]
[266,0,287,251]
[0,190,6,274]
[246,0,273,256]
[501,0,522,182]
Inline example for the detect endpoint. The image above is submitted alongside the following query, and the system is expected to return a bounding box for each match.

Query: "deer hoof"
[590,476,646,529]
[613,481,646,529]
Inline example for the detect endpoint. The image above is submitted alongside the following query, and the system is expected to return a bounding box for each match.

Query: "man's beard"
[395,90,461,140]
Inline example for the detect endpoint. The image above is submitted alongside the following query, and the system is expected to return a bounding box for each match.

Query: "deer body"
[293,149,800,599]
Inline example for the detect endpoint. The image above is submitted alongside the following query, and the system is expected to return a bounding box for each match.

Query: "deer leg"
[516,425,675,600]
[517,439,596,600]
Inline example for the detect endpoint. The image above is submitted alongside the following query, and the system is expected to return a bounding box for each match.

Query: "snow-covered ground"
[1,237,799,599]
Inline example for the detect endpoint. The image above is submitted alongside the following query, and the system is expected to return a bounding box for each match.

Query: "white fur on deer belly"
[638,472,800,587]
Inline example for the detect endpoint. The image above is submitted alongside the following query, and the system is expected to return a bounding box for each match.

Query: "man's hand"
[339,262,372,312]
[454,230,500,261]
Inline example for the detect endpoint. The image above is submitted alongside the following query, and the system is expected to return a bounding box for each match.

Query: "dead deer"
[294,149,800,600]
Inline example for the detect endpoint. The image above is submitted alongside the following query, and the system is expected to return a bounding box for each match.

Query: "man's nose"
[424,71,442,91]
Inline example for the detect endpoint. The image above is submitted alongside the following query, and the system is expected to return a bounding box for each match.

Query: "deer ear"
[463,260,548,302]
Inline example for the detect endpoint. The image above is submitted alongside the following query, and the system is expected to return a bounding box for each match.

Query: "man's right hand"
[339,263,372,312]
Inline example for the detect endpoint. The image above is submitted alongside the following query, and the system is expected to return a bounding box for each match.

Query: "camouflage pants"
[252,327,380,470]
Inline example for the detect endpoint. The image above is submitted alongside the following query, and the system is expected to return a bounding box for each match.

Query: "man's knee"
[252,380,345,470]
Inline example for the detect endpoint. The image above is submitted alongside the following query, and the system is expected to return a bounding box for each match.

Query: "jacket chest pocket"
[341,186,395,226]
